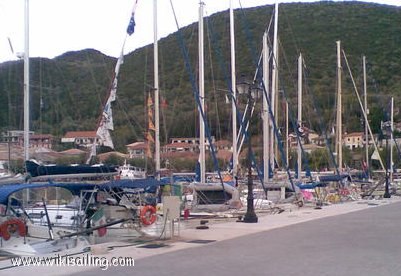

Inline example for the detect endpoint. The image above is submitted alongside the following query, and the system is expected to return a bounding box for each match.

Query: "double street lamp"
[236,79,261,223]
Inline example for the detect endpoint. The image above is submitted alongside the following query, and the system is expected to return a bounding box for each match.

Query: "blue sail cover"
[319,174,351,183]
[0,179,162,205]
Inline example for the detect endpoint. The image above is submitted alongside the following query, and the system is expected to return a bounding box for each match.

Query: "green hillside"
[0,1,400,151]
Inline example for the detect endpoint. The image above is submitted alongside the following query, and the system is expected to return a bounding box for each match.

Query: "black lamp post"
[382,121,391,198]
[237,79,259,223]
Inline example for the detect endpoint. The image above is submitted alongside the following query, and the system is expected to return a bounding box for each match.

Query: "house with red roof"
[61,131,97,148]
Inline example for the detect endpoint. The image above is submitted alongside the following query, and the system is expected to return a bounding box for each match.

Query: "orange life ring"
[0,218,27,241]
[140,205,157,226]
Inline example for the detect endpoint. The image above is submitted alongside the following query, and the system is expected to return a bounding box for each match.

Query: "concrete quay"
[1,197,400,275]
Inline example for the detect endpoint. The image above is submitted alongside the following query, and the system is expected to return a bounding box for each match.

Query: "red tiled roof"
[97,151,128,162]
[344,132,364,137]
[160,151,198,159]
[170,137,198,141]
[30,134,53,139]
[216,149,232,161]
[164,142,196,148]
[215,140,232,147]
[59,148,87,155]
[63,131,96,138]
[126,141,147,150]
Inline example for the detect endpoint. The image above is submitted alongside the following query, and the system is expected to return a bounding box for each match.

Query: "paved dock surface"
[1,198,401,275]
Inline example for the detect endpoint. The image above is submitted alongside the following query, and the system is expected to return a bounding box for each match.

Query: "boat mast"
[24,0,30,161]
[390,96,394,182]
[230,0,238,178]
[297,53,302,181]
[285,101,289,167]
[363,56,369,177]
[336,40,342,172]
[262,31,270,184]
[270,1,278,176]
[154,0,160,180]
[342,51,385,172]
[199,2,206,184]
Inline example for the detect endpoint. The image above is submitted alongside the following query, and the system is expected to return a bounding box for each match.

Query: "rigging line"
[169,0,226,195]
[391,133,401,162]
[241,5,295,191]
[86,51,107,122]
[342,50,385,171]
[233,7,275,188]
[239,20,297,189]
[237,3,299,191]
[204,9,245,137]
[365,62,382,100]
[143,45,149,140]
[163,25,197,139]
[276,42,314,181]
[238,0,260,72]
[45,60,75,133]
[204,13,263,181]
[280,4,301,57]
[158,46,169,145]
[268,53,314,182]
[115,96,142,141]
[39,58,43,134]
[203,8,251,168]
[256,62,297,193]
[303,63,340,176]
[95,36,128,130]
[205,16,221,140]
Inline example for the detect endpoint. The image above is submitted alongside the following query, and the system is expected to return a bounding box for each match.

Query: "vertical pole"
[24,0,30,204]
[230,0,237,178]
[285,101,289,167]
[390,97,394,182]
[336,41,342,172]
[199,2,206,184]
[270,2,279,176]
[297,53,302,181]
[8,138,12,174]
[363,56,369,178]
[262,32,270,184]
[384,134,391,198]
[154,0,160,180]
[243,88,258,223]
[24,0,30,161]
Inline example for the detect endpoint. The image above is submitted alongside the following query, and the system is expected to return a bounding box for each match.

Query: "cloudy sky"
[0,0,399,63]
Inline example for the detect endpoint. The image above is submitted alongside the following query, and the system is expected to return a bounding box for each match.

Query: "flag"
[148,120,155,131]
[146,142,152,159]
[371,149,380,160]
[147,93,153,107]
[91,208,107,237]
[94,51,125,149]
[146,131,154,144]
[127,15,136,35]
[126,0,139,35]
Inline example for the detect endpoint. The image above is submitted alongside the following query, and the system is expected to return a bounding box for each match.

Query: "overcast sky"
[0,0,399,63]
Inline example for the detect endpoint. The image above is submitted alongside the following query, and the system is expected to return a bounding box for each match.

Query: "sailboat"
[1,1,163,256]
[188,2,240,212]
[23,1,147,181]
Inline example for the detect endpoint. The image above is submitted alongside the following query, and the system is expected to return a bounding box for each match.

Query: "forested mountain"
[1,1,400,151]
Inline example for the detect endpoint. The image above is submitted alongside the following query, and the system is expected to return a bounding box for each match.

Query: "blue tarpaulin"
[0,178,162,205]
